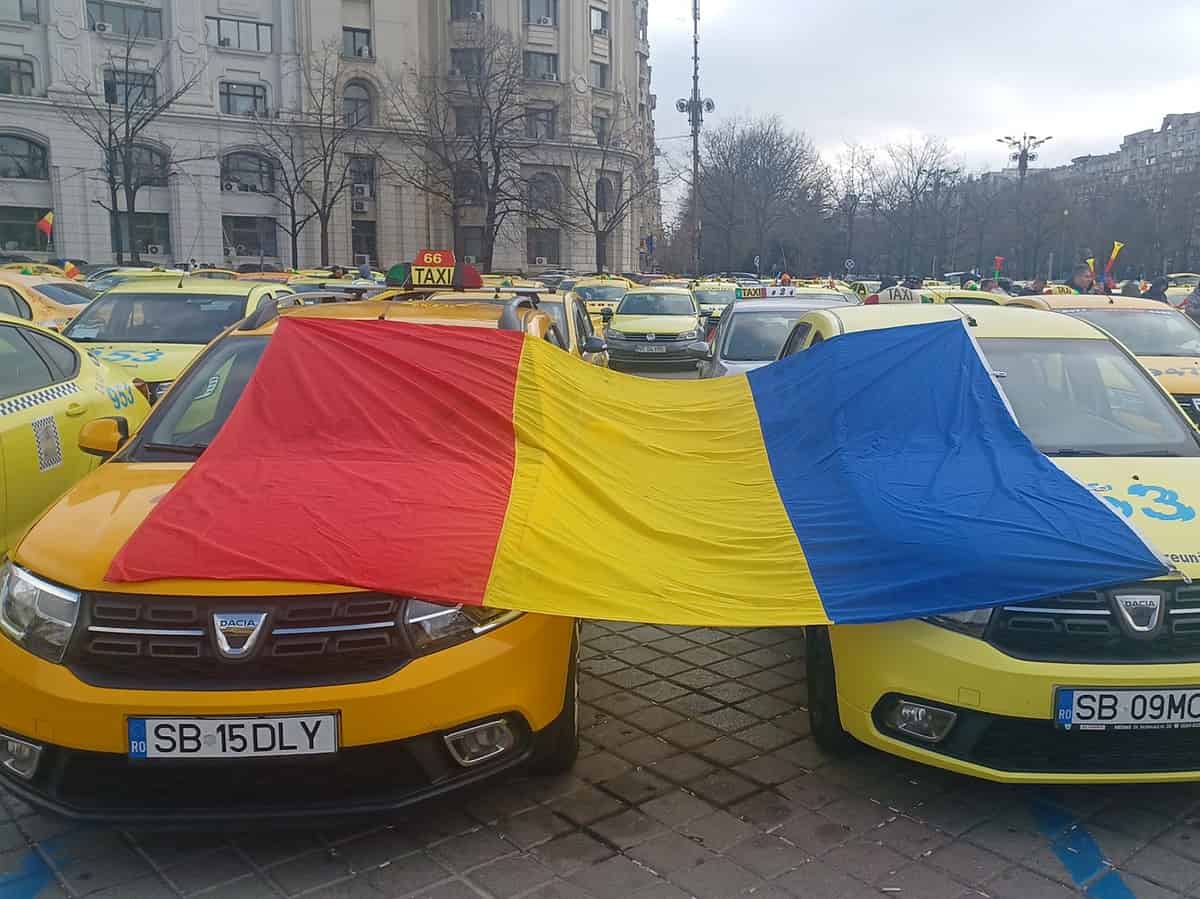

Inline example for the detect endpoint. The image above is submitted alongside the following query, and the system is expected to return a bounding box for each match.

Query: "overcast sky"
[650,0,1200,213]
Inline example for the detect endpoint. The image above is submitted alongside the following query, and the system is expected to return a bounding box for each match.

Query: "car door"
[572,297,608,367]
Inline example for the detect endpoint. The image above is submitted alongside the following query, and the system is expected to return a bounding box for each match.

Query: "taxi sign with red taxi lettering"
[412,250,457,286]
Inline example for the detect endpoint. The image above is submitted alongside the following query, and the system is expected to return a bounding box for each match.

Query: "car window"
[0,325,55,399]
[31,282,96,306]
[693,288,736,305]
[573,300,594,340]
[24,331,79,381]
[1063,308,1200,357]
[544,324,566,350]
[951,297,999,306]
[721,312,808,362]
[64,293,248,345]
[540,301,569,341]
[808,332,824,347]
[979,337,1199,457]
[0,286,31,319]
[575,285,627,301]
[779,322,812,357]
[616,293,696,316]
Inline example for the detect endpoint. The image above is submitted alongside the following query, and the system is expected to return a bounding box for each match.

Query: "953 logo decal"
[1087,482,1196,523]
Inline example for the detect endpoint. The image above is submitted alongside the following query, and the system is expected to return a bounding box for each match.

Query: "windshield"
[63,293,248,345]
[131,336,268,459]
[1063,308,1200,357]
[540,301,568,335]
[1170,275,1200,289]
[694,289,736,305]
[616,293,696,316]
[721,311,806,362]
[978,337,1199,457]
[575,285,627,301]
[31,282,95,306]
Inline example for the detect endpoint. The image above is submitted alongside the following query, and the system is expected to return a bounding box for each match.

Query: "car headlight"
[678,329,700,340]
[923,608,992,639]
[403,600,520,654]
[605,328,626,339]
[0,563,80,663]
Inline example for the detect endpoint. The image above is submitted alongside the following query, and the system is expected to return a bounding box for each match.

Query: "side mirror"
[79,416,130,458]
[582,335,608,354]
[688,340,713,360]
[601,307,614,323]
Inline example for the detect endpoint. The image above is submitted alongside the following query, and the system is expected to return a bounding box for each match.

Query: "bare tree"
[58,28,205,263]
[699,120,748,271]
[249,43,364,267]
[385,22,527,270]
[834,144,875,264]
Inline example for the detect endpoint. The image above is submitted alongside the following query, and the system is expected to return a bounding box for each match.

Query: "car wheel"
[805,626,858,754]
[529,622,580,775]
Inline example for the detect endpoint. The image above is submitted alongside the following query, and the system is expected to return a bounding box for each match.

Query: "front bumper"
[606,336,697,365]
[831,620,1200,782]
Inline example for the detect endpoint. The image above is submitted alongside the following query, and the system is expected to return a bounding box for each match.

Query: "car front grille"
[617,332,689,341]
[970,716,1200,773]
[1173,394,1200,426]
[986,582,1200,663]
[67,592,412,689]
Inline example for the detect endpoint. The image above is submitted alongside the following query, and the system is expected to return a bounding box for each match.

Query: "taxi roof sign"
[736,286,799,299]
[412,250,456,287]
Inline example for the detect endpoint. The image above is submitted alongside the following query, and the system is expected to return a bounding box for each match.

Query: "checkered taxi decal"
[0,382,80,418]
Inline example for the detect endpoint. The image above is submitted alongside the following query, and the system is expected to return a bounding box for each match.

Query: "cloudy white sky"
[650,0,1200,212]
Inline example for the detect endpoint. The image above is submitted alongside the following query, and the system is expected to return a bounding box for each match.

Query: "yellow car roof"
[925,289,1015,304]
[573,276,634,287]
[1036,295,1171,311]
[820,305,1108,341]
[691,280,737,289]
[238,299,542,337]
[0,271,78,289]
[622,286,692,297]
[103,278,273,296]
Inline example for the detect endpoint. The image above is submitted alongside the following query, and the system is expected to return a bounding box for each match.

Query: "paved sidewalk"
[4,621,1200,897]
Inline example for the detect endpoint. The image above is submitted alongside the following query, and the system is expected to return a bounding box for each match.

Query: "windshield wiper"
[1044,448,1109,456]
[143,442,208,456]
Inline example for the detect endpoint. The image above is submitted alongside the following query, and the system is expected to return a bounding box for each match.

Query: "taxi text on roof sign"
[411,250,457,287]
[736,286,798,299]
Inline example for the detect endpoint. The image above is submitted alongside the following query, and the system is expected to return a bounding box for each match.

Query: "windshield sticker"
[32,415,63,472]
[193,375,222,401]
[107,385,137,410]
[1088,482,1196,522]
[197,301,237,311]
[72,327,101,340]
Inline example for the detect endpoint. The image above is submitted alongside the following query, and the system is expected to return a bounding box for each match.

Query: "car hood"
[714,359,771,377]
[1138,357,1200,395]
[13,462,351,596]
[77,343,205,383]
[1052,457,1200,579]
[610,314,699,334]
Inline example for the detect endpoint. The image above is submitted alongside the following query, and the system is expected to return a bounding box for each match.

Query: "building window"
[0,207,48,250]
[204,16,272,52]
[86,1,162,38]
[349,155,376,198]
[450,0,483,20]
[528,172,561,214]
[114,212,171,257]
[450,48,482,76]
[524,52,558,81]
[0,0,38,23]
[221,151,275,193]
[0,59,33,96]
[592,114,609,145]
[590,7,608,32]
[343,27,372,58]
[222,215,277,257]
[524,0,557,24]
[351,220,377,266]
[115,144,169,187]
[0,135,48,180]
[461,226,483,262]
[526,228,560,265]
[596,176,613,212]
[454,167,482,204]
[637,8,647,40]
[343,81,372,126]
[590,61,609,89]
[104,70,157,107]
[454,106,480,137]
[220,81,267,116]
[526,107,556,140]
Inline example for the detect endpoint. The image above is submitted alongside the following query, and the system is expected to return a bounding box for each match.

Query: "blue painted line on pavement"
[0,849,53,899]
[1030,795,1136,897]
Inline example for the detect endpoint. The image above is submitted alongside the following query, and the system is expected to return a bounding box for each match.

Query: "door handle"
[65,402,87,417]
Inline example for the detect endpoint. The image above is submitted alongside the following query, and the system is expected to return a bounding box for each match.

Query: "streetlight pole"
[677,1,713,275]
[996,133,1052,274]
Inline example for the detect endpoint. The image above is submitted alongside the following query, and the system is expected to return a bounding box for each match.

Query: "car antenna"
[949,303,977,328]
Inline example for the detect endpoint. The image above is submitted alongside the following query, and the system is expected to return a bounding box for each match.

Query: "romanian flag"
[107,318,1167,626]
[62,261,80,280]
[35,211,53,238]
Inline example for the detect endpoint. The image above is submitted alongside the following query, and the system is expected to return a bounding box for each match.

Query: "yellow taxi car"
[571,276,635,329]
[1007,294,1200,426]
[0,263,70,279]
[0,315,150,556]
[61,279,289,403]
[781,303,1200,782]
[923,287,1017,307]
[480,273,542,289]
[0,297,577,821]
[850,280,881,299]
[1168,273,1200,305]
[0,271,96,330]
[188,269,238,280]
[601,286,707,368]
[690,279,737,330]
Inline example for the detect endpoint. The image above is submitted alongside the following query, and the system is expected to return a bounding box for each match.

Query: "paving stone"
[626,830,715,873]
[729,790,800,830]
[775,775,850,812]
[702,681,761,704]
[669,668,725,689]
[432,828,516,872]
[613,735,677,766]
[818,796,893,834]
[589,809,667,850]
[737,752,803,786]
[88,874,181,898]
[669,856,764,898]
[687,770,760,806]
[647,752,716,784]
[623,705,687,733]
[711,658,762,679]
[236,831,325,869]
[267,849,358,896]
[601,667,658,689]
[165,848,256,894]
[925,840,1011,885]
[583,718,647,749]
[632,680,690,703]
[1125,844,1200,892]
[771,711,813,738]
[776,813,854,856]
[628,882,694,899]
[694,737,759,766]
[548,786,627,826]
[566,854,662,894]
[573,750,635,784]
[363,851,454,895]
[743,647,796,669]
[735,722,797,752]
[494,807,575,852]
[626,625,674,644]
[769,858,863,898]
[642,657,694,678]
[697,707,761,733]
[877,860,972,899]
[725,833,806,878]
[985,865,1081,899]
[640,789,717,825]
[467,854,555,897]
[664,693,724,718]
[736,694,793,719]
[581,657,629,677]
[580,678,621,701]
[910,796,993,836]
[54,844,156,896]
[646,636,699,654]
[660,720,723,750]
[963,819,1047,862]
[589,634,638,653]
[531,832,614,877]
[613,646,664,666]
[519,879,596,899]
[822,838,908,883]
[742,669,795,692]
[874,815,953,858]
[1121,871,1188,899]
[1159,821,1200,862]
[680,810,757,852]
[677,646,730,667]
[591,690,653,718]
[409,879,487,899]
[600,768,674,805]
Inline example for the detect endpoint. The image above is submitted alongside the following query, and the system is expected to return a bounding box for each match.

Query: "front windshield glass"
[132,336,268,458]
[616,293,696,316]
[978,337,1199,457]
[721,311,806,362]
[1063,308,1200,357]
[64,293,248,344]
[32,282,95,306]
[575,285,627,301]
[540,301,568,335]
[1170,275,1200,289]
[694,288,736,305]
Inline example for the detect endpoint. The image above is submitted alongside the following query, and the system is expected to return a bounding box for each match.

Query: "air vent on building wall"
[224,246,237,257]
[351,199,368,214]
[463,255,477,264]
[535,256,547,265]
[146,244,162,256]
[352,183,370,197]
[537,16,553,25]
[221,181,237,191]
[357,46,371,57]
[540,72,557,81]
[469,10,483,19]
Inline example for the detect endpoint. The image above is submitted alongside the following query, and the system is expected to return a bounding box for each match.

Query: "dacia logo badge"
[1112,593,1163,637]
[213,612,268,659]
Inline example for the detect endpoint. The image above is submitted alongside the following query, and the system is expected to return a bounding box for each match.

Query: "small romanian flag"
[35,211,54,238]
[62,260,80,280]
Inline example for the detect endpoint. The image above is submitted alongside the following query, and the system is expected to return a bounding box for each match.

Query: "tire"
[529,622,580,775]
[805,626,859,754]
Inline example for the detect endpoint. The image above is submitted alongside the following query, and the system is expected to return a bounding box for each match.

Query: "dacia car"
[0,297,579,821]
[781,304,1200,782]
[0,271,96,331]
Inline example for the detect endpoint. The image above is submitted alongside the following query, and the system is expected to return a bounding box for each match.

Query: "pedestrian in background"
[1142,276,1170,303]
[1120,281,1142,297]
[1065,264,1095,294]
[980,277,999,293]
[1020,275,1047,295]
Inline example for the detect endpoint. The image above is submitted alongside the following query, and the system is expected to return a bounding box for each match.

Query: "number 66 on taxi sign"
[416,250,456,268]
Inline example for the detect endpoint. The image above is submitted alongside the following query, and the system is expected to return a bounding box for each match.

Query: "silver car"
[697,296,853,378]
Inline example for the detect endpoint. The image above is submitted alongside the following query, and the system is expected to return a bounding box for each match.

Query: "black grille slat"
[69,593,411,690]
